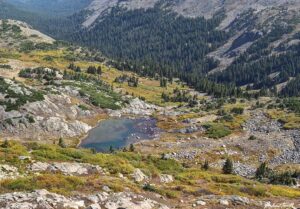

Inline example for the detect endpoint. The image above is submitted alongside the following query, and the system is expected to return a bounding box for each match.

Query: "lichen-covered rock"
[28,162,103,176]
[86,203,101,209]
[131,168,148,182]
[0,164,20,180]
[0,190,83,209]
[110,98,160,116]
[159,174,174,183]
[0,190,169,209]
[103,192,169,209]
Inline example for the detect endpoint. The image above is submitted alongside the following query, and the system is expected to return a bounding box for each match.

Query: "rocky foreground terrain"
[0,161,298,209]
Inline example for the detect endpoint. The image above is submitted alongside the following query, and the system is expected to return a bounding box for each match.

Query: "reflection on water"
[80,118,159,152]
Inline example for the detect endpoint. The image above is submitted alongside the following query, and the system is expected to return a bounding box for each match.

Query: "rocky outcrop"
[243,111,282,133]
[159,174,174,184]
[0,190,169,209]
[0,190,85,209]
[177,125,204,134]
[131,168,148,182]
[233,162,256,177]
[41,117,92,138]
[162,150,198,160]
[28,162,104,176]
[196,195,297,208]
[0,164,20,180]
[272,130,300,164]
[110,98,159,117]
[0,92,94,140]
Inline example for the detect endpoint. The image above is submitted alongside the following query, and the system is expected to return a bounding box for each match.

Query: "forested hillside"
[1,0,300,97]
[70,6,238,96]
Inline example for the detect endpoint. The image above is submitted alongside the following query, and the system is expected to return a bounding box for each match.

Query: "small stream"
[80,117,159,152]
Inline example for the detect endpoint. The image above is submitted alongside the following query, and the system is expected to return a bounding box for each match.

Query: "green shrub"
[240,185,267,197]
[0,175,85,195]
[231,107,244,115]
[143,183,156,192]
[269,172,297,186]
[78,104,89,111]
[19,41,35,52]
[204,123,231,139]
[0,64,12,69]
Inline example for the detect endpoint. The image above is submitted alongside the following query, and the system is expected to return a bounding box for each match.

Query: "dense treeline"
[72,6,228,74]
[281,76,300,97]
[212,48,300,88]
[70,6,243,97]
[161,88,198,107]
[211,24,300,94]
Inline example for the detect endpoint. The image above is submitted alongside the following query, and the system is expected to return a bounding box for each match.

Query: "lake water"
[80,118,159,152]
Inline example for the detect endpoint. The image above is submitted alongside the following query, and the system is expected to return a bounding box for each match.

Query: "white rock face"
[159,174,174,184]
[0,190,84,209]
[219,199,230,206]
[196,200,206,206]
[1,91,94,140]
[41,117,91,138]
[28,162,103,176]
[131,168,148,182]
[30,162,49,172]
[110,98,159,117]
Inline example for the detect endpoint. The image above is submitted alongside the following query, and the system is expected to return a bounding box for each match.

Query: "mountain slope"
[1,0,300,97]
[69,0,300,96]
[83,0,300,27]
[6,0,92,17]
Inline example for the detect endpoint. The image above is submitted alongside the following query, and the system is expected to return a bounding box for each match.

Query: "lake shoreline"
[78,116,160,152]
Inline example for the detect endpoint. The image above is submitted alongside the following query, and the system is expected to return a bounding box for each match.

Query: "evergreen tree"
[109,145,114,153]
[1,139,9,148]
[129,144,135,152]
[75,66,81,73]
[202,160,209,170]
[97,66,102,80]
[87,66,97,74]
[223,158,233,174]
[255,162,268,180]
[58,138,66,148]
[97,66,102,75]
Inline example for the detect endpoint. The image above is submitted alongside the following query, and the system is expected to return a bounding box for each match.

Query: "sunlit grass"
[267,109,300,129]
